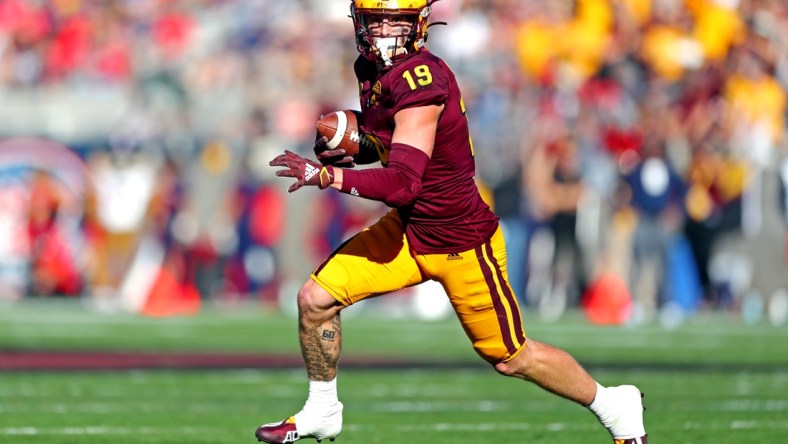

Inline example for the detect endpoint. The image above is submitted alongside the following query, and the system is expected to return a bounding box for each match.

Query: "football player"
[262,1,648,443]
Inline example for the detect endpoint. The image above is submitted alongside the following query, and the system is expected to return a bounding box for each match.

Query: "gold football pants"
[311,210,526,364]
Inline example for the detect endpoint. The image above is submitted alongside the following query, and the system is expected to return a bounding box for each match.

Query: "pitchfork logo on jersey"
[368,81,382,107]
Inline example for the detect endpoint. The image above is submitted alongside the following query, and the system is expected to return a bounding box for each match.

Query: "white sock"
[588,382,645,438]
[295,378,340,434]
[588,382,613,422]
[302,378,339,412]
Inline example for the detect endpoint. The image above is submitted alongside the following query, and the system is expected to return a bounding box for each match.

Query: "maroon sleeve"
[388,58,450,114]
[339,143,430,207]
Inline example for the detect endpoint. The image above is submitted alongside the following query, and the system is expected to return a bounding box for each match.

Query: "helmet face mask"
[363,14,418,65]
[351,0,434,67]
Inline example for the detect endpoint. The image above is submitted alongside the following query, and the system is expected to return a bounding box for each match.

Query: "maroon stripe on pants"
[475,244,517,356]
[484,241,526,345]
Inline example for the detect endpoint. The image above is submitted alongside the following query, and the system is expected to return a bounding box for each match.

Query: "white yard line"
[3,420,787,436]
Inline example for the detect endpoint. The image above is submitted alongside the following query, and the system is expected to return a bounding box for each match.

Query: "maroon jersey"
[354,50,499,254]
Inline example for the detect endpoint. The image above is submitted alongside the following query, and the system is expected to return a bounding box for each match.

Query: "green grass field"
[1,299,786,443]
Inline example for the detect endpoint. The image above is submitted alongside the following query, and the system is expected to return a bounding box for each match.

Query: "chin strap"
[379,50,394,67]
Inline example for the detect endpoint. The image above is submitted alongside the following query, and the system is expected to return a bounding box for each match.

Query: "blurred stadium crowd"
[0,0,786,324]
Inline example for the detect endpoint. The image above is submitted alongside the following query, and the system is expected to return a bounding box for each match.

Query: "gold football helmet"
[351,0,439,67]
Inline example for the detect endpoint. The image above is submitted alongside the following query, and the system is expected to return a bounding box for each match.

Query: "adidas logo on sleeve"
[446,253,463,261]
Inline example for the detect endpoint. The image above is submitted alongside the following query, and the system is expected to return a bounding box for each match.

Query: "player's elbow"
[384,180,422,207]
[380,149,428,207]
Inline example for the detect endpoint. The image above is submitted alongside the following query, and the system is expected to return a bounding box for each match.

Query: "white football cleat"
[256,402,343,444]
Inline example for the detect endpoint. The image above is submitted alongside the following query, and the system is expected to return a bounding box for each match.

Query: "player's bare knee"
[493,342,535,380]
[296,282,324,316]
[297,280,340,322]
[493,361,517,377]
[493,358,531,380]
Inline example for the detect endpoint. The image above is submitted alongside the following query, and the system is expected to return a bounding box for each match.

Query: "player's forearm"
[338,166,419,206]
[332,143,429,207]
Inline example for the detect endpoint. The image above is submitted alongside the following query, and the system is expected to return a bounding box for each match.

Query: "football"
[316,110,362,157]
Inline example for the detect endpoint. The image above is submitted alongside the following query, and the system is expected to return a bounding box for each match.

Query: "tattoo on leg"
[300,314,342,381]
